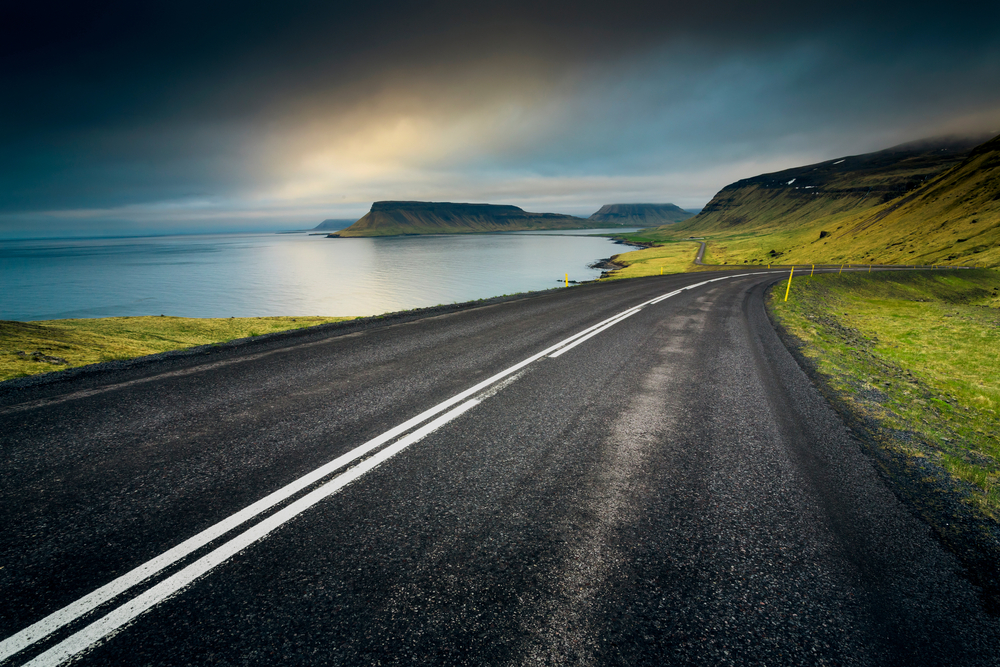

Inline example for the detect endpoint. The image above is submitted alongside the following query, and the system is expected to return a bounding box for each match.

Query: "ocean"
[0,229,638,321]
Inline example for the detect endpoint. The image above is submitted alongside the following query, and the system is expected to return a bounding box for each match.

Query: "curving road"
[1,271,998,666]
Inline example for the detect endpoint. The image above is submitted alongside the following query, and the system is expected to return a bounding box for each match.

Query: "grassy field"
[768,269,1000,519]
[0,316,353,382]
[598,240,708,279]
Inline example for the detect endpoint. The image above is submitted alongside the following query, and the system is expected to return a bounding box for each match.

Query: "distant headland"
[313,218,357,231]
[588,203,694,226]
[322,201,693,237]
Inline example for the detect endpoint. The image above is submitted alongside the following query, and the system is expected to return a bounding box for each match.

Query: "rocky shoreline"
[590,236,664,278]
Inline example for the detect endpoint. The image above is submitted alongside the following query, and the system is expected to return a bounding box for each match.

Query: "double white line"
[2,274,744,666]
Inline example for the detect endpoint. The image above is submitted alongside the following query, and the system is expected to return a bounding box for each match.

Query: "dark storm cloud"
[2,1,999,235]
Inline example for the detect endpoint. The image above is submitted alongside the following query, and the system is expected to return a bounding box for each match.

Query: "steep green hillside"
[588,203,693,226]
[822,134,1000,266]
[683,135,981,232]
[617,134,1000,268]
[331,201,622,237]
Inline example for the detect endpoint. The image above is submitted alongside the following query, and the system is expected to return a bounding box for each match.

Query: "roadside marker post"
[869,264,872,273]
[810,264,815,277]
[565,273,568,287]
[784,266,795,302]
[839,264,844,275]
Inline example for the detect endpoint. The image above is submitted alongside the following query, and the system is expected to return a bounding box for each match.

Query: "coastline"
[0,285,580,395]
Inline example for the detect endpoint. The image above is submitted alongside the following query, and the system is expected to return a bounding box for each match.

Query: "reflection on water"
[0,230,637,321]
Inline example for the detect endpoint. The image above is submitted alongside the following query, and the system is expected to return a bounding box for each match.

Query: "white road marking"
[0,305,638,663]
[2,274,752,665]
[551,274,755,358]
[23,399,481,667]
[549,309,642,358]
[552,277,728,358]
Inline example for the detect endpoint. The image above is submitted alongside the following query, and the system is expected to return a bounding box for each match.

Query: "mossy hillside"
[616,178,999,269]
[613,133,1000,269]
[768,269,1000,519]
[0,316,353,382]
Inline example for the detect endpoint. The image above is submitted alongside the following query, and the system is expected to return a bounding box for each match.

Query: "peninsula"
[328,201,629,237]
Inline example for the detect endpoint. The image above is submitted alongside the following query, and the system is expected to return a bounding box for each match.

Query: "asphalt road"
[2,271,998,666]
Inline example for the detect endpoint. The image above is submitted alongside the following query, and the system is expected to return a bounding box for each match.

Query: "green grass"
[573,136,999,280]
[607,135,1000,271]
[597,240,710,279]
[0,316,354,382]
[768,269,1000,519]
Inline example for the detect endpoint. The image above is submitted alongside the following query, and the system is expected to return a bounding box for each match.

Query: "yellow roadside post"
[565,273,568,287]
[660,267,663,275]
[810,264,815,277]
[869,264,872,273]
[784,266,795,301]
[839,264,844,275]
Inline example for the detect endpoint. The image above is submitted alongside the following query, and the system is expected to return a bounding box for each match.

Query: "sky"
[2,0,999,238]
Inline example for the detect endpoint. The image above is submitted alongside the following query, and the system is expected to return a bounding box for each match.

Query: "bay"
[0,229,638,321]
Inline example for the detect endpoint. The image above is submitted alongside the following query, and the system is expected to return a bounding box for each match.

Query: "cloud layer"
[2,1,999,236]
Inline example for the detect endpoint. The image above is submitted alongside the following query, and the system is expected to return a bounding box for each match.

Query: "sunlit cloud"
[1,1,998,237]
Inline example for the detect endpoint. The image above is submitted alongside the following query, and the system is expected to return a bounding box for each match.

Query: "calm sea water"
[0,229,638,321]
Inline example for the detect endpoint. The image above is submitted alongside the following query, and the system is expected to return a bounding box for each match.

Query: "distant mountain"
[589,203,694,226]
[313,219,357,231]
[330,201,623,237]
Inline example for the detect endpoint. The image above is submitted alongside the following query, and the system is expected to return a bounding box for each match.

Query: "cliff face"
[331,201,605,237]
[588,203,693,226]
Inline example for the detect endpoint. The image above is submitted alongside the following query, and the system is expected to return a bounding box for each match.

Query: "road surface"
[2,271,997,666]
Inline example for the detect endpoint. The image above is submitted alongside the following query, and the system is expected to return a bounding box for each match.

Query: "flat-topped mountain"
[589,203,693,226]
[330,201,625,237]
